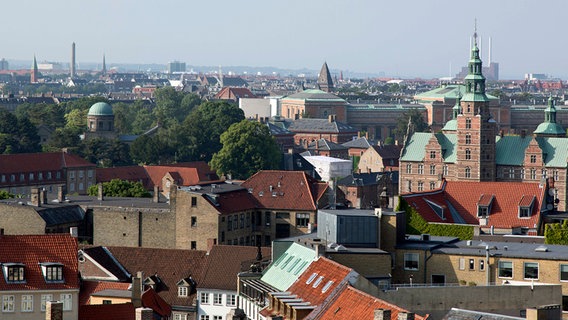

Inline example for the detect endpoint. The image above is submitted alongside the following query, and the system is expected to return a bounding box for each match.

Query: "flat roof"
[434,239,568,260]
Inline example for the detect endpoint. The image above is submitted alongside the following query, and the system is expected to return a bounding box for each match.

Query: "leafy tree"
[130,134,172,165]
[545,221,568,245]
[80,138,132,168]
[45,127,82,151]
[180,101,245,162]
[16,116,41,153]
[210,120,281,179]
[88,179,150,198]
[64,108,88,134]
[392,108,429,143]
[0,190,14,200]
[0,110,40,154]
[153,87,202,126]
[15,103,66,130]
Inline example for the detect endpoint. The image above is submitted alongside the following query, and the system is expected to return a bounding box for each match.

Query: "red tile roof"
[242,170,328,211]
[105,246,208,308]
[214,87,256,100]
[0,234,79,291]
[0,151,94,174]
[203,188,260,215]
[97,166,150,188]
[402,180,544,230]
[80,280,131,305]
[199,245,271,291]
[478,194,494,207]
[287,257,352,307]
[142,288,172,317]
[316,286,428,320]
[78,303,135,320]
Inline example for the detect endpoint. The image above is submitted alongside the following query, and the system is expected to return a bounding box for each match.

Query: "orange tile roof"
[242,170,328,211]
[97,166,150,188]
[477,194,494,206]
[0,234,79,291]
[200,245,271,291]
[80,280,131,305]
[202,188,260,214]
[0,151,94,174]
[316,286,428,320]
[144,162,220,188]
[287,257,352,307]
[402,180,544,229]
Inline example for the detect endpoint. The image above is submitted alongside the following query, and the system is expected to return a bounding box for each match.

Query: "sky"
[2,0,567,79]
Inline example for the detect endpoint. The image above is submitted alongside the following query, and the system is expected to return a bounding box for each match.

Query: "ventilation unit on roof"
[535,246,548,252]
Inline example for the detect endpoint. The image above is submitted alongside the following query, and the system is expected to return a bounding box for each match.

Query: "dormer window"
[3,263,25,283]
[41,263,64,283]
[519,195,535,218]
[178,286,188,297]
[477,194,494,218]
[176,277,196,297]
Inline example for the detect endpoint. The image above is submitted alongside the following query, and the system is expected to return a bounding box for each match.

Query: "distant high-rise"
[102,54,106,75]
[70,42,76,78]
[317,62,334,92]
[0,58,8,71]
[31,55,38,83]
[167,61,186,74]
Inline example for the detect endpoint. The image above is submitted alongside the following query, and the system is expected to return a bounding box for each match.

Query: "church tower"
[317,62,334,92]
[30,55,38,83]
[456,27,496,181]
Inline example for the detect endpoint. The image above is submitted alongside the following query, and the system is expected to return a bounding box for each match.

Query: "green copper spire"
[462,24,489,103]
[534,95,565,136]
[452,92,461,119]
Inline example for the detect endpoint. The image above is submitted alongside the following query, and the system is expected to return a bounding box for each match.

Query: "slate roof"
[284,89,345,102]
[317,286,428,320]
[214,87,256,100]
[266,121,293,136]
[434,239,568,261]
[181,185,258,215]
[342,137,373,149]
[36,204,85,226]
[371,144,403,159]
[287,118,357,134]
[199,245,271,291]
[97,166,150,188]
[260,242,316,291]
[402,180,544,230]
[0,151,94,174]
[81,246,132,281]
[78,303,135,320]
[0,234,79,291]
[242,170,328,211]
[308,139,347,151]
[105,246,208,308]
[337,171,398,187]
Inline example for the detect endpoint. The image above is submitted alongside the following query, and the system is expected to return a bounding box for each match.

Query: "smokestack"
[153,186,159,203]
[488,37,492,65]
[57,185,66,203]
[46,301,63,320]
[71,42,76,78]
[132,272,143,308]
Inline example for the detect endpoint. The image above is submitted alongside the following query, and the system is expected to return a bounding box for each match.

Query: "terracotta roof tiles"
[0,151,94,174]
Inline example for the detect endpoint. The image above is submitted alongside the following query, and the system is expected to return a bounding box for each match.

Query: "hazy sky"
[2,0,567,79]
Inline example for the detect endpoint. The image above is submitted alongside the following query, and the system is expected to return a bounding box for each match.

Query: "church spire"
[317,62,334,92]
[30,55,38,83]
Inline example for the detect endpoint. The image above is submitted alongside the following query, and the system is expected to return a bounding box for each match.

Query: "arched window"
[465,149,471,160]
[465,167,471,178]
[465,134,471,144]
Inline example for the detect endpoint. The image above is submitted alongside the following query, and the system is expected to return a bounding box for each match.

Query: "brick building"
[280,89,347,122]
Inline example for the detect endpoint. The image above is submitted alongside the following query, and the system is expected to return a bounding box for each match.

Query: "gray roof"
[341,137,373,149]
[37,205,85,227]
[433,239,568,260]
[284,89,345,102]
[266,122,293,135]
[337,171,398,187]
[443,308,524,320]
[287,118,357,134]
[308,139,346,151]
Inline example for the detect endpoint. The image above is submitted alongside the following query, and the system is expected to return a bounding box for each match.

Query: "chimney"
[207,238,216,253]
[97,183,104,201]
[521,129,527,138]
[153,186,159,203]
[135,307,154,320]
[69,227,78,238]
[328,114,336,123]
[315,243,326,257]
[31,187,41,207]
[132,271,143,308]
[397,312,415,320]
[526,304,562,320]
[41,188,47,204]
[294,113,300,120]
[46,301,63,320]
[57,185,66,203]
[374,309,392,320]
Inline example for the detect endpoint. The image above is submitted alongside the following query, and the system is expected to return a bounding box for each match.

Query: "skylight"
[312,276,324,288]
[306,273,318,285]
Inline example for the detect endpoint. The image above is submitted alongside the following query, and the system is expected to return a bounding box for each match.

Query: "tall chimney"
[57,185,66,203]
[46,301,63,320]
[153,186,159,203]
[70,42,76,78]
[97,183,104,201]
[488,37,492,65]
[31,187,41,207]
[397,312,415,320]
[135,308,153,320]
[132,271,143,308]
[374,309,392,320]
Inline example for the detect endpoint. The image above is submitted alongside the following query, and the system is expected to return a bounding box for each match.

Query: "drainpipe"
[423,249,434,284]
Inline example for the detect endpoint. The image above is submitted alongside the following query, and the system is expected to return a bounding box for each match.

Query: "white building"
[302,155,352,182]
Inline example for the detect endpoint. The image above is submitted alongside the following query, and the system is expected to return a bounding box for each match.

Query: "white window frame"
[524,262,539,280]
[498,260,513,279]
[60,293,72,311]
[41,294,53,312]
[226,294,236,306]
[21,294,33,312]
[560,264,568,282]
[2,295,14,312]
[213,293,222,305]
[200,292,209,304]
[458,258,465,270]
[178,286,188,297]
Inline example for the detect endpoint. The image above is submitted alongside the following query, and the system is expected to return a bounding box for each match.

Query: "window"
[469,259,475,270]
[459,258,465,270]
[227,216,232,231]
[443,165,448,176]
[240,214,245,229]
[465,167,471,178]
[103,300,112,305]
[418,164,424,175]
[519,207,531,218]
[214,316,222,320]
[5,264,25,282]
[29,173,34,181]
[312,276,324,288]
[530,155,537,163]
[79,182,84,191]
[174,314,187,320]
[509,168,515,179]
[200,293,209,304]
[429,182,436,190]
[0,175,4,183]
[226,294,236,306]
[213,293,222,305]
[19,173,24,181]
[524,262,539,280]
[43,264,64,282]
[521,168,525,179]
[265,212,271,226]
[191,241,197,250]
[191,216,197,227]
[322,281,334,293]
[478,206,489,217]
[465,134,471,144]
[47,172,52,180]
[465,149,471,160]
[69,171,75,179]
[60,294,72,311]
[191,197,197,207]
[306,273,318,284]
[417,181,424,191]
[429,165,436,175]
[406,164,412,174]
[530,169,536,180]
[88,170,94,179]
[10,174,14,182]
[404,253,419,270]
[466,118,471,129]
[498,261,513,278]
[41,294,53,311]
[430,151,436,159]
[554,170,559,181]
[480,259,485,271]
[296,213,309,227]
[2,295,14,312]
[178,286,188,297]
[560,264,568,281]
[21,295,33,312]
[200,316,210,320]
[56,172,61,179]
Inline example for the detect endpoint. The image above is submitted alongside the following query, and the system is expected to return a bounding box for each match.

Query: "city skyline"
[2,0,567,79]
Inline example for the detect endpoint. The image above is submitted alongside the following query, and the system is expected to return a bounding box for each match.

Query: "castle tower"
[317,62,334,92]
[70,42,76,78]
[533,95,565,137]
[30,55,38,83]
[456,27,496,181]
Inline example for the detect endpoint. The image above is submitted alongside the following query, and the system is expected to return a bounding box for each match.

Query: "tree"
[392,108,429,143]
[129,134,172,165]
[88,179,150,198]
[0,110,40,154]
[45,127,82,151]
[180,101,245,162]
[80,138,132,168]
[153,87,202,126]
[210,120,281,179]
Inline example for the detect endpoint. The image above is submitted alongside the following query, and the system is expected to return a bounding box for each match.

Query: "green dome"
[533,122,565,136]
[88,102,113,116]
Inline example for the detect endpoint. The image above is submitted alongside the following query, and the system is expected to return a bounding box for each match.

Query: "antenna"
[479,36,482,58]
